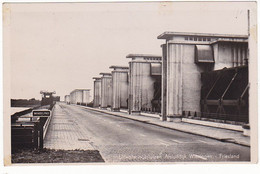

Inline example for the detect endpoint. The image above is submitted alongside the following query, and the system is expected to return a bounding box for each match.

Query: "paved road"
[49,103,250,162]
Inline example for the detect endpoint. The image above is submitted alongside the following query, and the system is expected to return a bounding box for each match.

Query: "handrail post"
[39,118,44,149]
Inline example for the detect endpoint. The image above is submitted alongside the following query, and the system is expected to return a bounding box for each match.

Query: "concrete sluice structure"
[157,32,248,122]
[70,89,91,105]
[100,73,113,109]
[126,54,162,115]
[109,66,129,111]
[64,95,70,104]
[93,77,102,108]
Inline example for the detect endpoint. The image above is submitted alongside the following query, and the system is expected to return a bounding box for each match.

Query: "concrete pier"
[100,73,112,109]
[126,54,162,115]
[109,66,129,111]
[93,77,102,108]
[158,32,248,122]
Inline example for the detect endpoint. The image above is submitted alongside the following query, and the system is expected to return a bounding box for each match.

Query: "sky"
[5,2,252,100]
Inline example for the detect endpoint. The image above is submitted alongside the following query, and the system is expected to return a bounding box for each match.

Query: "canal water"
[11,107,30,115]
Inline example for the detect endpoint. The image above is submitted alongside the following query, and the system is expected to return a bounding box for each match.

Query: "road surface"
[48,103,250,162]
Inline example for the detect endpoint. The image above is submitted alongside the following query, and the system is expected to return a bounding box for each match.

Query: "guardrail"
[43,106,54,139]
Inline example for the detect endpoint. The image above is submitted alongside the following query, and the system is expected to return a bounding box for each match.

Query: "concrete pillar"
[100,73,112,109]
[109,66,129,111]
[167,44,183,122]
[93,77,101,107]
[126,54,162,115]
[161,44,167,121]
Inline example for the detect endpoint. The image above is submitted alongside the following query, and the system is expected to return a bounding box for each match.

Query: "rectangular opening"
[195,45,215,63]
[150,63,162,76]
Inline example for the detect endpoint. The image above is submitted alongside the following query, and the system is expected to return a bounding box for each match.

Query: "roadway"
[53,102,250,162]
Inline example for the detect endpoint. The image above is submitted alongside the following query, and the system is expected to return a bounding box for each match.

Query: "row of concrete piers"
[92,32,249,128]
[63,31,249,137]
[93,54,162,116]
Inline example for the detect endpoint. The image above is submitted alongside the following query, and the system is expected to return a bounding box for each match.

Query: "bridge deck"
[44,104,94,150]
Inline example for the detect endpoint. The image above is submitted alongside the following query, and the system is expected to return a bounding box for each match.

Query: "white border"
[1,0,259,174]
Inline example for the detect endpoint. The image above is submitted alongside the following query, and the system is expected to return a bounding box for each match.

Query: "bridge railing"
[11,104,55,151]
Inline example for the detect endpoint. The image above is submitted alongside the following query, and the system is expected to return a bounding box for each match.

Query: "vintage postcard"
[2,1,258,167]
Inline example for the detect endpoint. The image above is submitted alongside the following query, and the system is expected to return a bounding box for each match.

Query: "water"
[11,107,30,115]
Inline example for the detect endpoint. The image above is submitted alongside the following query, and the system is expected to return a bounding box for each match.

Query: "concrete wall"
[181,44,205,113]
[76,90,83,104]
[213,42,248,70]
[70,91,75,104]
[82,90,91,104]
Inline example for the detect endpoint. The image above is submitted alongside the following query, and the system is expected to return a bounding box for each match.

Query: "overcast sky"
[6,2,251,100]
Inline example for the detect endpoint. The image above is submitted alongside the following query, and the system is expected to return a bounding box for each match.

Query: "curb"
[75,105,250,147]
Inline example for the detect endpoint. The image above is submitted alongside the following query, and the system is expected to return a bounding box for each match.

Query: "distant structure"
[64,95,70,104]
[70,89,91,106]
[40,91,56,106]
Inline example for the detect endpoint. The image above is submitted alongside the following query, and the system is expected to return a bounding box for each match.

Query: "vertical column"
[100,73,112,109]
[129,62,142,114]
[161,44,167,121]
[112,72,120,111]
[82,90,90,105]
[166,43,183,122]
[93,78,101,107]
[120,72,129,109]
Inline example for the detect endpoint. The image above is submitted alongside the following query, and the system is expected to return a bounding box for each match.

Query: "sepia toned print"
[3,2,257,165]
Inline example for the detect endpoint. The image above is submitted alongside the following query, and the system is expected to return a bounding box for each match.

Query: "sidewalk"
[44,104,94,150]
[77,105,250,147]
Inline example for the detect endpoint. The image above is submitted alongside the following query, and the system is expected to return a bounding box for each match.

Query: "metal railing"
[182,110,248,124]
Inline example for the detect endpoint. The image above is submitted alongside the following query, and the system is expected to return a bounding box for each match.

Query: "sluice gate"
[201,66,248,123]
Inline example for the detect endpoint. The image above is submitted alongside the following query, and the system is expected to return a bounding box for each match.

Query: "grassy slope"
[12,148,105,163]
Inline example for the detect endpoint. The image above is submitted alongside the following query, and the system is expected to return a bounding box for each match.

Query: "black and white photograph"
[2,0,258,168]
